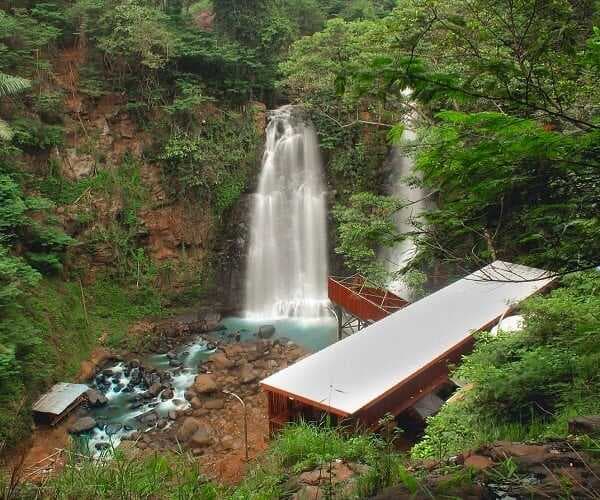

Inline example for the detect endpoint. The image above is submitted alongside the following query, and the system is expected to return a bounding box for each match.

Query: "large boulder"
[176,417,200,442]
[239,364,258,384]
[258,325,276,339]
[204,398,225,410]
[188,424,212,448]
[69,416,97,434]
[148,382,162,397]
[194,374,218,394]
[86,389,108,407]
[209,352,234,370]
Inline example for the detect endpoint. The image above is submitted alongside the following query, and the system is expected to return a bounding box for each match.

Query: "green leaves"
[413,271,600,459]
[333,192,405,283]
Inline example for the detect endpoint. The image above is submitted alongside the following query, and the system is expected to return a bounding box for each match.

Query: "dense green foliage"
[1,2,599,497]
[283,0,600,283]
[413,271,600,459]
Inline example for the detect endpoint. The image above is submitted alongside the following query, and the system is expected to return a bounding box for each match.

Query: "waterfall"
[380,126,428,299]
[245,106,329,319]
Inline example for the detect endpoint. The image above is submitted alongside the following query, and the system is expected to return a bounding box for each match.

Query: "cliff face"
[26,47,267,308]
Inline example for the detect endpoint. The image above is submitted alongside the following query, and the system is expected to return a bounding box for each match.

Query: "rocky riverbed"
[65,325,308,481]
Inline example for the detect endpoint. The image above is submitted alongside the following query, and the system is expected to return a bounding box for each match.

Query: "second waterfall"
[245,106,329,319]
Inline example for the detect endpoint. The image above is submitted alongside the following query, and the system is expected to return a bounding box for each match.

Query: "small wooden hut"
[32,382,89,425]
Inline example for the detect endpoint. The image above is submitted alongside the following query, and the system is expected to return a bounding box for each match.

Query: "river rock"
[204,398,225,410]
[161,388,174,400]
[239,365,258,384]
[176,417,200,442]
[209,352,234,369]
[188,425,212,448]
[69,416,97,433]
[168,411,178,421]
[105,423,123,436]
[258,325,276,339]
[194,374,218,394]
[86,389,108,406]
[95,442,110,451]
[184,389,196,401]
[148,382,162,398]
[140,412,158,425]
[190,397,203,409]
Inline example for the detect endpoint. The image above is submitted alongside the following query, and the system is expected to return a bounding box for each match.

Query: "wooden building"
[32,382,90,425]
[261,261,554,434]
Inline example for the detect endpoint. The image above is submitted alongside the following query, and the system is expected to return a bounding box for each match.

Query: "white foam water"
[245,106,329,319]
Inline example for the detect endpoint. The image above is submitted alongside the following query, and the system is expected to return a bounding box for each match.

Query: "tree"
[330,0,600,277]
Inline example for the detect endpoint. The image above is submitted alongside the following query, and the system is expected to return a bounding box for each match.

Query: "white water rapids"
[245,106,329,319]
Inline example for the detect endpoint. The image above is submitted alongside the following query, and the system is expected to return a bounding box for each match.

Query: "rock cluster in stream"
[122,338,307,457]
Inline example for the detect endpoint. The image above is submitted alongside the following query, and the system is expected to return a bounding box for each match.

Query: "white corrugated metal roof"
[261,261,554,416]
[32,382,89,415]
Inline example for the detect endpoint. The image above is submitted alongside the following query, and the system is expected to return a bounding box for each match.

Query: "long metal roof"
[261,261,554,416]
[32,382,89,415]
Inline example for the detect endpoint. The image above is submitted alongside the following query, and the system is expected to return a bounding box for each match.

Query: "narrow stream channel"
[81,317,337,457]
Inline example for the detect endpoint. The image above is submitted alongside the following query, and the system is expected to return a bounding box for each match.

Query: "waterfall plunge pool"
[219,316,338,353]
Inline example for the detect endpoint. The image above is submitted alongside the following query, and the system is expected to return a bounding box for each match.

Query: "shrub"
[412,271,600,459]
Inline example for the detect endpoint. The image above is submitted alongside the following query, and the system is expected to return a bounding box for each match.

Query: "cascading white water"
[245,106,329,319]
[380,126,428,300]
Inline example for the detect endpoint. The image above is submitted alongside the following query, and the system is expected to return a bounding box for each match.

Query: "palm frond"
[0,73,31,98]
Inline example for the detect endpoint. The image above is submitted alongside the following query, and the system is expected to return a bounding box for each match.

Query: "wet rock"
[568,416,600,435]
[105,423,123,436]
[86,389,108,407]
[169,359,182,368]
[176,417,200,442]
[168,411,178,421]
[258,325,276,339]
[95,442,110,451]
[161,388,174,400]
[69,416,97,433]
[140,412,158,425]
[184,389,196,401]
[190,397,203,409]
[129,359,140,368]
[166,351,177,359]
[193,408,209,417]
[157,419,168,430]
[194,374,218,394]
[204,398,225,410]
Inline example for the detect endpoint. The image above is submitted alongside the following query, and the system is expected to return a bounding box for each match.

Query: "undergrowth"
[412,270,600,459]
[10,422,421,499]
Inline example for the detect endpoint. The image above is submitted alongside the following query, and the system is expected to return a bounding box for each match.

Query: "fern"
[0,72,30,99]
[0,72,31,140]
